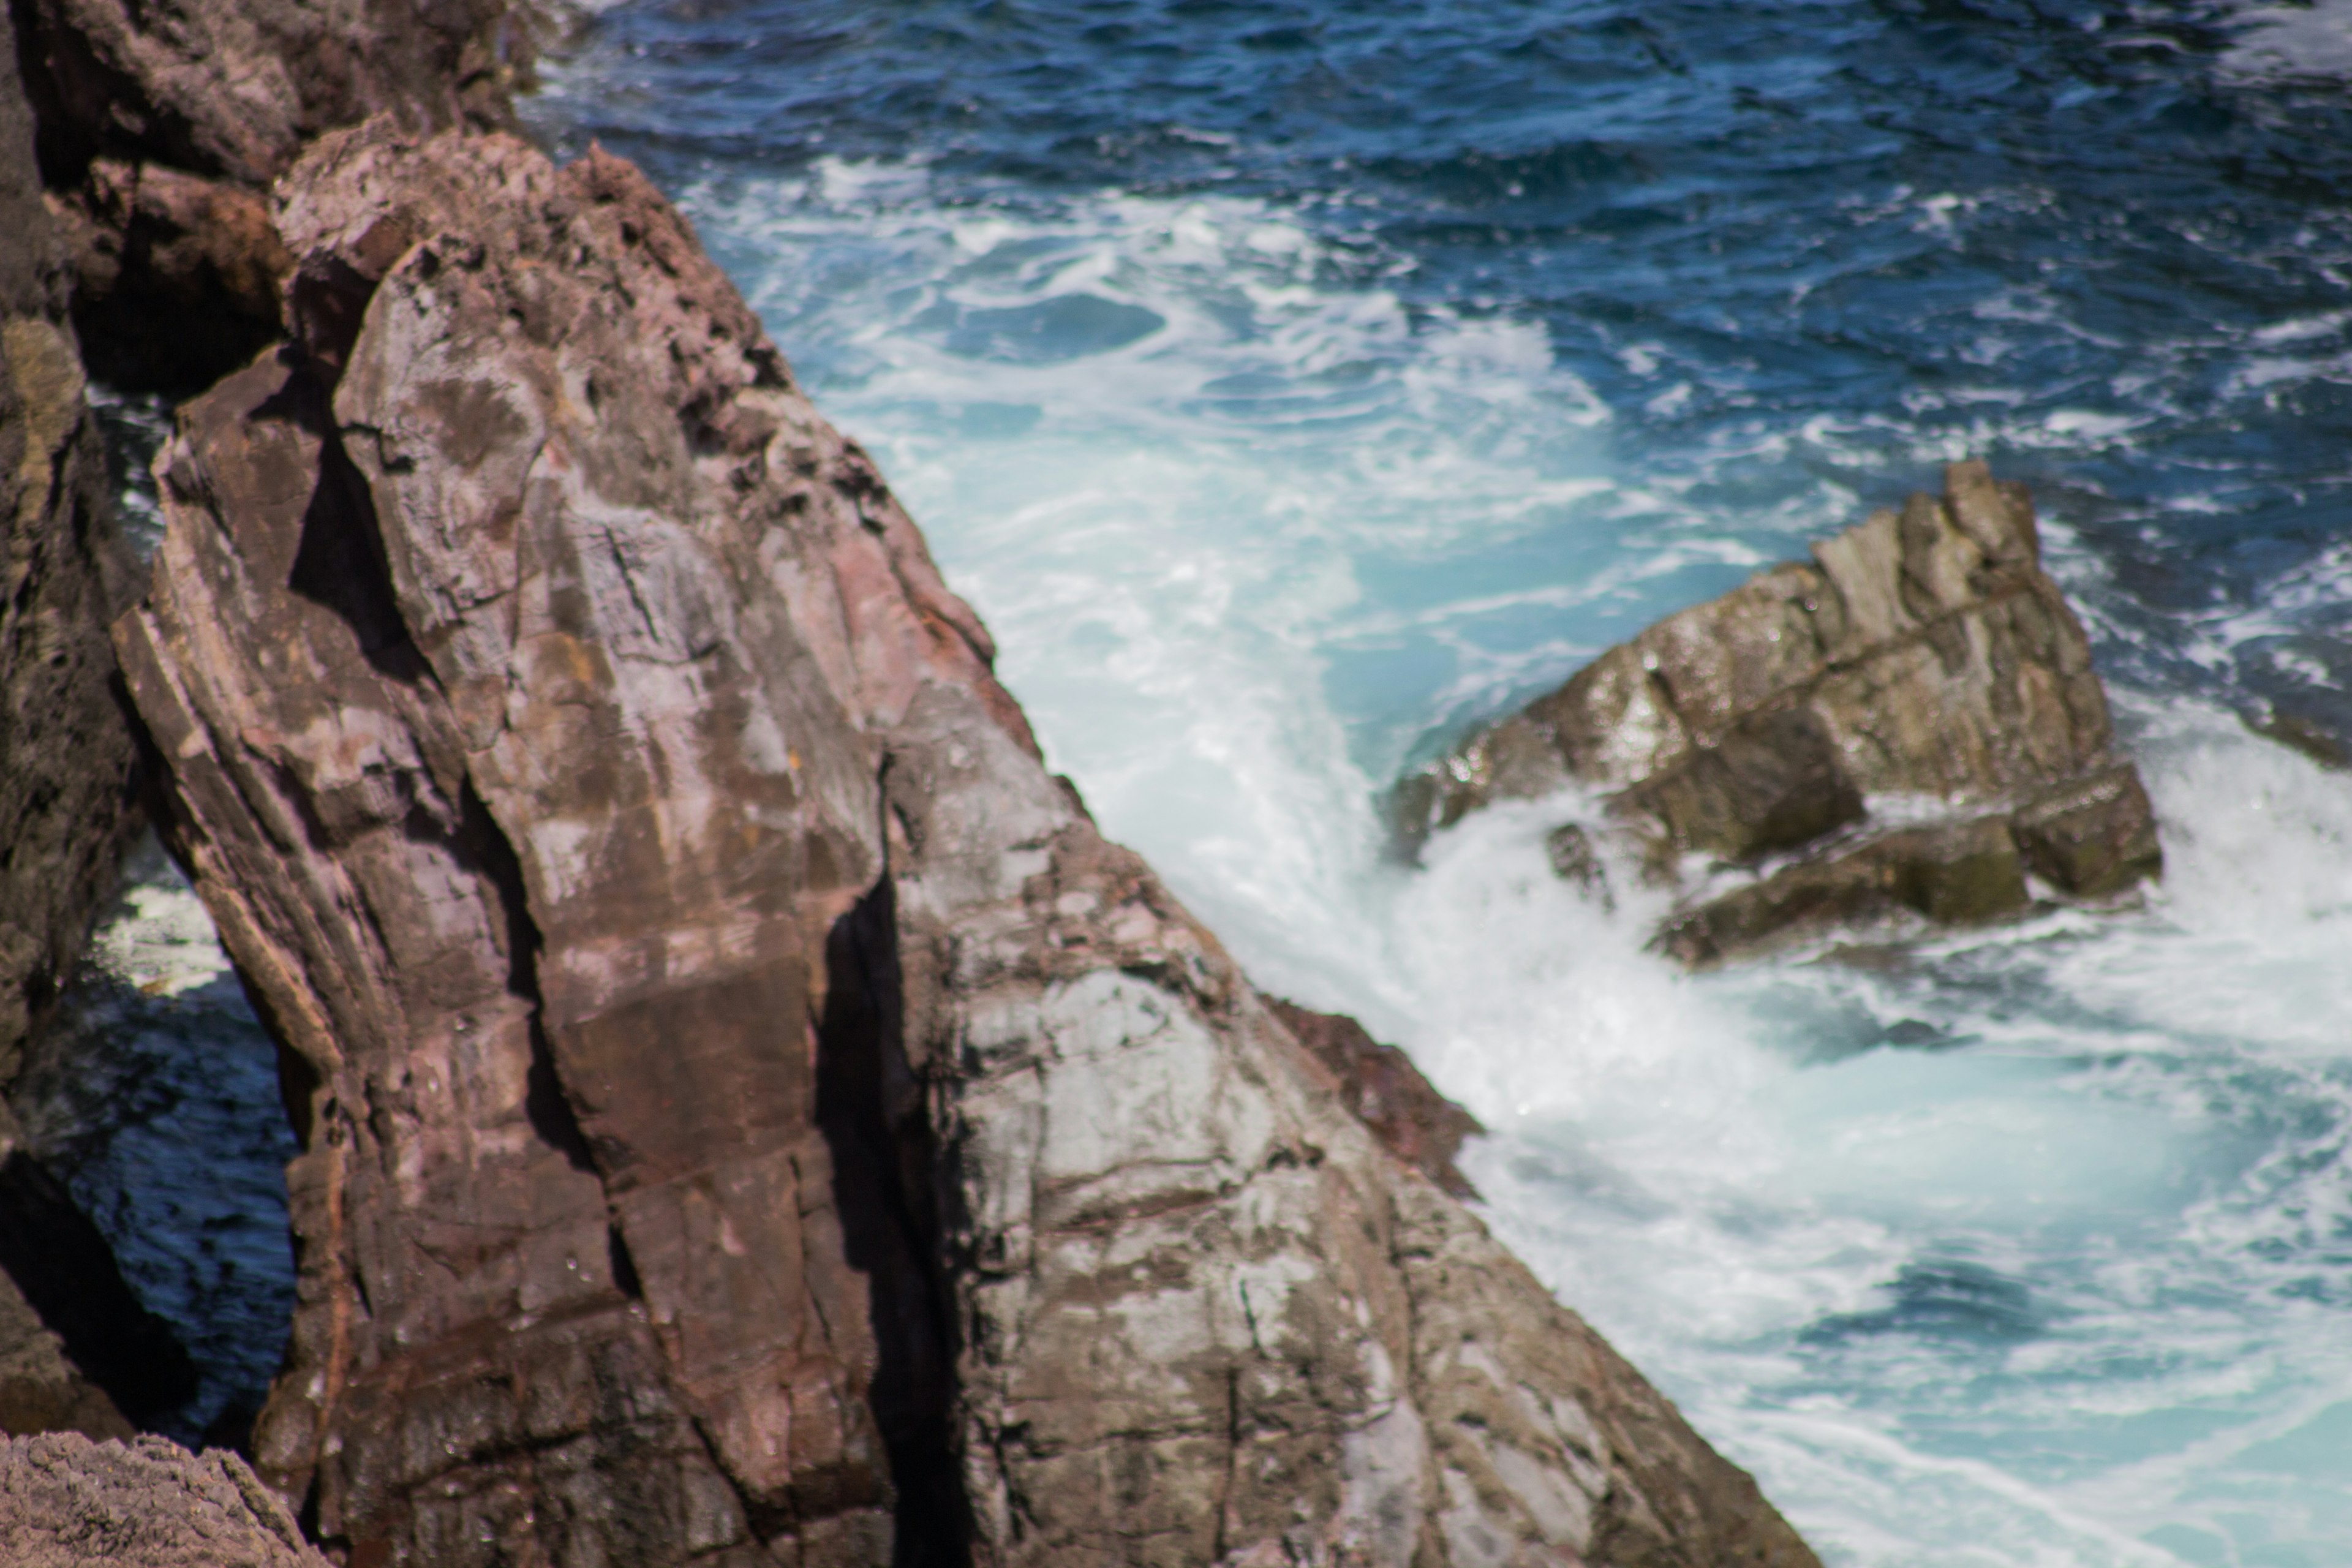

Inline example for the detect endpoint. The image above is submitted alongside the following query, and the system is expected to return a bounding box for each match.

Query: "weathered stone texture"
[0,1431,330,1566]
[1262,996,1483,1199]
[0,8,138,1099]
[13,0,535,388]
[1403,462,2160,962]
[116,120,1821,1567]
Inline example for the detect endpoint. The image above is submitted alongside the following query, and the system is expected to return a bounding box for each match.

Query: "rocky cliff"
[1400,463,2162,963]
[0,1431,331,1566]
[105,118,1824,1567]
[0,0,190,1444]
[13,0,534,390]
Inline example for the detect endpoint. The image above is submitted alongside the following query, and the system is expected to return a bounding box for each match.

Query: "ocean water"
[516,4,2352,1562]
[30,0,2352,1560]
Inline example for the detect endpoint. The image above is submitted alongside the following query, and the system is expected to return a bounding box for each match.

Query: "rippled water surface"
[521,4,2352,1561]
[45,1,2352,1558]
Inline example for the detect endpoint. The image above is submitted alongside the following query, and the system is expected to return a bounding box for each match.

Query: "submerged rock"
[1401,462,2162,963]
[0,1431,330,1566]
[115,119,1821,1566]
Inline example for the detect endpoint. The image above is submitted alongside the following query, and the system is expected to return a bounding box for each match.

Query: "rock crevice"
[92,118,1825,1567]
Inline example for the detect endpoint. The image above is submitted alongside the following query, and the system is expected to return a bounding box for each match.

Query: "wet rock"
[0,1107,130,1442]
[0,1431,329,1566]
[116,122,1821,1566]
[12,0,535,390]
[0,1132,194,1429]
[2010,763,2162,900]
[1544,822,1614,908]
[1260,997,1483,1198]
[2245,706,2350,772]
[1407,461,2160,964]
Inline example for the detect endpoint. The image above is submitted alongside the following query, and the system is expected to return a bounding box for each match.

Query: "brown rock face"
[117,121,1822,1567]
[1261,997,1483,1199]
[12,0,533,389]
[0,14,175,1446]
[0,1432,330,1566]
[1401,462,2160,963]
[0,9,138,1106]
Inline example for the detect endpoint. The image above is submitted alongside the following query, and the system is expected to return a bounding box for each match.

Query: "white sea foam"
[651,150,2350,1566]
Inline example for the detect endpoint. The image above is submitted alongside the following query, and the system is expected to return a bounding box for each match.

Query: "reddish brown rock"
[0,15,175,1445]
[0,7,139,1107]
[1261,996,1482,1199]
[0,1432,330,1567]
[118,121,1820,1567]
[12,0,535,390]
[1403,461,2161,963]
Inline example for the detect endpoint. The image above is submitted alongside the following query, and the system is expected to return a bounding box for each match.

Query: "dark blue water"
[45,2,2352,1561]
[520,6,2352,1561]
[15,835,294,1447]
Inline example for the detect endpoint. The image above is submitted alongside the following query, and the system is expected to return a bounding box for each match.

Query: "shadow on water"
[1804,1261,2048,1351]
[8,834,296,1450]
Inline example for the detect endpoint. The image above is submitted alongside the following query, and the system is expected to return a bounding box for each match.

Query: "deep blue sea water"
[26,2,2352,1561]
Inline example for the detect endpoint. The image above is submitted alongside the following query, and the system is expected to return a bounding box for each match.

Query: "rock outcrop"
[1261,996,1483,1199]
[0,1431,330,1566]
[0,0,140,1113]
[1400,462,2161,964]
[12,0,535,390]
[115,119,1821,1567]
[0,3,179,1447]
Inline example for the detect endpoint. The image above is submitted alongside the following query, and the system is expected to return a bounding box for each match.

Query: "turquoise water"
[522,4,2352,1560]
[31,2,2352,1559]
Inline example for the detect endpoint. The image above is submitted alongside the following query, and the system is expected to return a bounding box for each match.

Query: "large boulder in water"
[114,119,1822,1567]
[1398,462,2162,964]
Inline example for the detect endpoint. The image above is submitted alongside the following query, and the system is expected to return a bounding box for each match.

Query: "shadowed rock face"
[1401,462,2161,964]
[0,1431,331,1566]
[11,0,532,390]
[0,0,137,1119]
[115,121,1822,1567]
[0,6,170,1447]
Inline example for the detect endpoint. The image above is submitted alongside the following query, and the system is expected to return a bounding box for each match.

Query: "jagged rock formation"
[0,1110,132,1442]
[12,0,535,390]
[0,1432,330,1566]
[1261,996,1482,1199]
[0,1,179,1446]
[1400,462,2161,964]
[0,0,139,1114]
[113,119,1821,1567]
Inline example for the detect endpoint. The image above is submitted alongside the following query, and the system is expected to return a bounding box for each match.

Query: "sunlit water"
[515,4,2352,1562]
[33,1,2352,1559]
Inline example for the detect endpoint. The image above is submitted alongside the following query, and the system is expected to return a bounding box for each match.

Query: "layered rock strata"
[0,0,139,1117]
[0,1431,331,1566]
[1401,462,2162,963]
[0,4,178,1444]
[1261,996,1482,1199]
[115,120,1821,1567]
[13,0,533,389]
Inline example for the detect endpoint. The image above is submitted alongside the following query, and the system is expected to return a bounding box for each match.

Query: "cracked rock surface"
[0,1432,330,1566]
[13,0,532,390]
[116,121,1820,1566]
[1401,462,2161,964]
